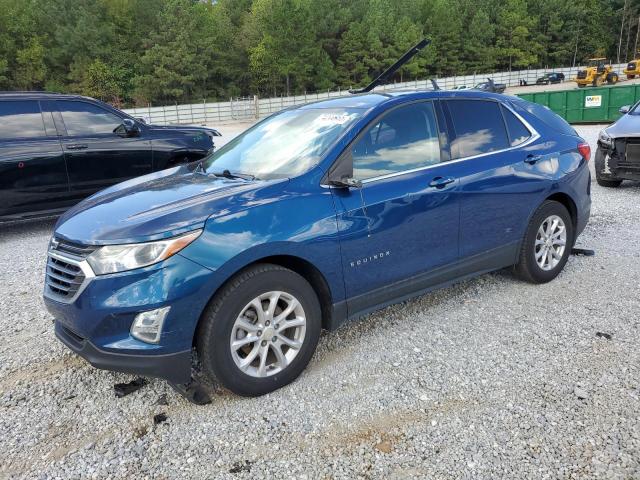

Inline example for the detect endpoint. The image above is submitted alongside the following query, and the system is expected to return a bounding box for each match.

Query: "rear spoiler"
[349,39,430,94]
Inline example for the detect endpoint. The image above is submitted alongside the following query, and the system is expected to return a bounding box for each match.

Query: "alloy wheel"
[535,215,567,271]
[230,291,306,377]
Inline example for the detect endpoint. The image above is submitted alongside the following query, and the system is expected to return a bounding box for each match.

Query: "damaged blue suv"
[44,90,591,398]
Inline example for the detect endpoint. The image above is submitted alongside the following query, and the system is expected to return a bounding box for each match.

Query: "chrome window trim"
[43,250,95,304]
[359,100,540,185]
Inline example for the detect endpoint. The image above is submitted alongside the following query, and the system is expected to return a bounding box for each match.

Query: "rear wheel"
[627,74,635,79]
[514,201,574,284]
[607,73,619,85]
[196,264,321,397]
[594,147,623,188]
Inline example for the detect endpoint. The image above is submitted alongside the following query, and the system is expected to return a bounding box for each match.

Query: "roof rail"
[350,38,430,94]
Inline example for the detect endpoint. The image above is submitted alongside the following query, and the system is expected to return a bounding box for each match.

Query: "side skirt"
[327,241,519,331]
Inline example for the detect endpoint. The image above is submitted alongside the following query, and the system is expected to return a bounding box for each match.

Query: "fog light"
[131,307,170,344]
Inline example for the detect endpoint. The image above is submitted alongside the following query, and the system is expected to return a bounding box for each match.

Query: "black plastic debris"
[596,331,612,340]
[156,394,169,406]
[153,413,168,425]
[229,460,252,474]
[114,377,147,398]
[571,248,595,256]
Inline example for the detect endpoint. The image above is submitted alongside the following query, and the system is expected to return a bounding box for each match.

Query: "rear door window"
[351,102,441,180]
[501,105,531,146]
[0,100,47,139]
[57,100,123,136]
[446,100,510,159]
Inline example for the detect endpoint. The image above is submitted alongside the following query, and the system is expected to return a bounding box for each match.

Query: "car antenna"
[349,38,430,94]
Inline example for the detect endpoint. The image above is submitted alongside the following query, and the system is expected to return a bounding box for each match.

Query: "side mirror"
[619,105,630,114]
[115,118,140,137]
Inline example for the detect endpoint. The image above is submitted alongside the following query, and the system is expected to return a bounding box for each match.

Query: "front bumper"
[44,252,219,383]
[597,140,640,181]
[55,320,191,383]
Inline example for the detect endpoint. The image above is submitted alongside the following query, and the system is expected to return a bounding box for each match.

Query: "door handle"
[428,176,455,189]
[525,154,541,164]
[66,144,88,150]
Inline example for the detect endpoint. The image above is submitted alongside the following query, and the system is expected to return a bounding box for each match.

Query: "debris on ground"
[153,413,168,425]
[229,460,252,474]
[595,331,613,340]
[113,378,147,398]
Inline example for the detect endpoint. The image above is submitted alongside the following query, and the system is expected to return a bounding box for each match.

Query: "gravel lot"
[1,125,638,479]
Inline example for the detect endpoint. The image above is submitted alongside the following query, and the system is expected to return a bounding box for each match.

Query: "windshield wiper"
[211,169,255,181]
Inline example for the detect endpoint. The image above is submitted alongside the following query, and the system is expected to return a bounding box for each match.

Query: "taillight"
[578,142,591,162]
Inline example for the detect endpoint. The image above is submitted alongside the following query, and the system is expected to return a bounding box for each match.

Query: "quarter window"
[446,100,510,158]
[58,100,123,136]
[0,100,47,139]
[501,105,531,146]
[351,102,441,180]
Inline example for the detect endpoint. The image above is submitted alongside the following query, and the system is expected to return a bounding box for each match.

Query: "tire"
[594,147,623,188]
[607,73,618,85]
[196,263,321,397]
[514,201,574,284]
[578,83,585,88]
[627,74,635,79]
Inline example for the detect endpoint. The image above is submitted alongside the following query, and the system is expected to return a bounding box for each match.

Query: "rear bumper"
[55,320,192,384]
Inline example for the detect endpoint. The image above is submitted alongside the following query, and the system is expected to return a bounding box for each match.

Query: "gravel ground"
[1,125,639,480]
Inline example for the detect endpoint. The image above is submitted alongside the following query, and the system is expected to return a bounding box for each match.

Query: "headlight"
[598,130,613,148]
[86,230,202,275]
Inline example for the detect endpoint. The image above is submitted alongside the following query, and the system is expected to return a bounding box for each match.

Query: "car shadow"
[0,217,57,242]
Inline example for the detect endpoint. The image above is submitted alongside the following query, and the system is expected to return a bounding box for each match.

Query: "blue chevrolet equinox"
[44,91,591,397]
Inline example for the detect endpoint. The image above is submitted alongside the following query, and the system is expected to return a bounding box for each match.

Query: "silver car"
[596,103,640,187]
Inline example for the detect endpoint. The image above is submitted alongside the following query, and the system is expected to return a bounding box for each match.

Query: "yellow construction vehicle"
[623,58,640,79]
[575,58,619,87]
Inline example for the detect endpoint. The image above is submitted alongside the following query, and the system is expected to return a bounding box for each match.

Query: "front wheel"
[514,201,574,284]
[196,264,321,397]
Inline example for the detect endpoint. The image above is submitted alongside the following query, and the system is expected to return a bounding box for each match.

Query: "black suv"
[0,92,220,222]
[535,72,565,85]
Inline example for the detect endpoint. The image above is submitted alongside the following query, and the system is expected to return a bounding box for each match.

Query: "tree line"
[0,0,633,107]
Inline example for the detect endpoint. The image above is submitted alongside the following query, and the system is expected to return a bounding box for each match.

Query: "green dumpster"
[517,83,640,124]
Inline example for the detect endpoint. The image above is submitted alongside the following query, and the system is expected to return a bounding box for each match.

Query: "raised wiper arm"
[349,38,430,94]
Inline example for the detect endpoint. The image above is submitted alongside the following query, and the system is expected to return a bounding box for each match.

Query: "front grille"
[622,142,640,171]
[51,238,97,260]
[46,256,85,298]
[45,238,95,302]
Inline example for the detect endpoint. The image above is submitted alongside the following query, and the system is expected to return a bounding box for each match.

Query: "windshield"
[202,107,363,180]
[628,100,640,115]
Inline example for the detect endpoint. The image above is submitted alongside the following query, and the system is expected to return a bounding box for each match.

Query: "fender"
[179,182,346,306]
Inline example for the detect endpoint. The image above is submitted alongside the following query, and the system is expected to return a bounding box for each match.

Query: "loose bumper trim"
[55,321,192,384]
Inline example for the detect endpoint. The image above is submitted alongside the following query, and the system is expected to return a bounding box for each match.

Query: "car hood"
[54,167,286,245]
[147,124,221,136]
[604,114,640,138]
